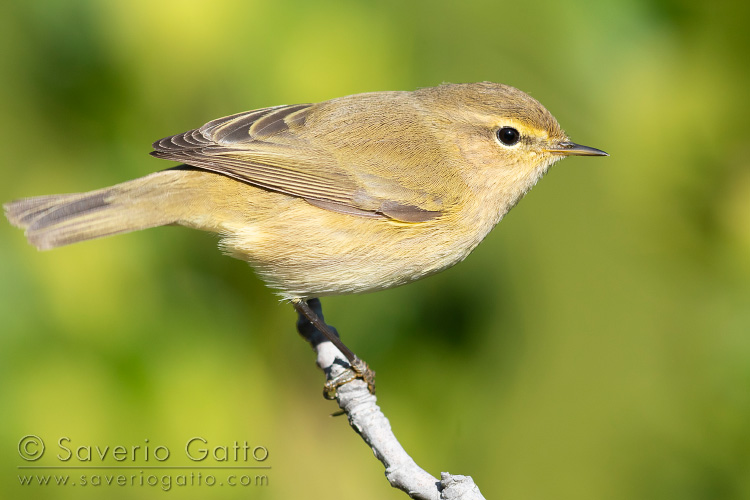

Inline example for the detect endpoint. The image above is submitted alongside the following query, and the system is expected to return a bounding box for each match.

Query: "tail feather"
[5,171,187,250]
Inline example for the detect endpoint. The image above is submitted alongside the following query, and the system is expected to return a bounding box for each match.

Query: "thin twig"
[295,298,486,500]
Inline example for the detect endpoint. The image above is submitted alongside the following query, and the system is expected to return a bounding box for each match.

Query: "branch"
[296,299,485,500]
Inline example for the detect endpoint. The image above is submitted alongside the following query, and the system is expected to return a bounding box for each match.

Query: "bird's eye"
[496,127,521,146]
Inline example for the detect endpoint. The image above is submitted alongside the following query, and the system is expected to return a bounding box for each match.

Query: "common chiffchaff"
[5,81,606,304]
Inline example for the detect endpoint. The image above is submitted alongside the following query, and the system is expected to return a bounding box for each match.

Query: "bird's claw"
[323,356,376,399]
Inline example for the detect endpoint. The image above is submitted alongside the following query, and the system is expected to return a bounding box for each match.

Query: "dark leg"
[293,298,375,398]
[293,298,356,362]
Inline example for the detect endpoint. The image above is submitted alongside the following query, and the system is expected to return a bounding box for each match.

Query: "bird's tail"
[4,170,198,250]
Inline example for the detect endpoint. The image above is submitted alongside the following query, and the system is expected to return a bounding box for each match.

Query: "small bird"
[5,82,607,392]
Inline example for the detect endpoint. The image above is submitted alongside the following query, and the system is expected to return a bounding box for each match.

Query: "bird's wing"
[150,104,443,222]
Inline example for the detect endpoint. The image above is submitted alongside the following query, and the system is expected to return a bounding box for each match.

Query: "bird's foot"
[323,356,376,399]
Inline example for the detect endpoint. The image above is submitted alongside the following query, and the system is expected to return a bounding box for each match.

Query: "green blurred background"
[1,1,749,499]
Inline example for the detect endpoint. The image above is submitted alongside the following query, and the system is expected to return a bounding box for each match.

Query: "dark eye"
[497,127,520,146]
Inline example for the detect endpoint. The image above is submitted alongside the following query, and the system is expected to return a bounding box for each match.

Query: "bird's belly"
[216,197,485,300]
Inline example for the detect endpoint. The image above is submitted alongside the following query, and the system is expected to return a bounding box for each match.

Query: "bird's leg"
[293,298,375,399]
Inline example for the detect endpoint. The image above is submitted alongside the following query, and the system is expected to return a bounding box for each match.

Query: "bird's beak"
[546,141,608,157]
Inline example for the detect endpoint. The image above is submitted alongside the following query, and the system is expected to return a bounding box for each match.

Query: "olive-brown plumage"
[4,82,606,300]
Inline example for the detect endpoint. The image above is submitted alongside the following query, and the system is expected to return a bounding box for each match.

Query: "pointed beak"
[546,141,608,157]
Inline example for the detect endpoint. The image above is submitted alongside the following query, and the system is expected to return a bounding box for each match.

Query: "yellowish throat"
[4,82,607,386]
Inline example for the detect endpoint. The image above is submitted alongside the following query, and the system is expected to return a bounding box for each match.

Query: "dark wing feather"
[151,104,442,222]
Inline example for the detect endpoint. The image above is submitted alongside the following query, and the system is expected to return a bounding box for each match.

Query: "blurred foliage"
[1,0,749,499]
